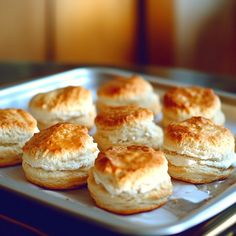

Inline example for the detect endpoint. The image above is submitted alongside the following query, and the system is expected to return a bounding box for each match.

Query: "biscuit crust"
[95,105,153,129]
[164,117,234,158]
[29,86,91,111]
[95,146,165,180]
[163,86,224,126]
[96,75,161,114]
[0,155,22,167]
[97,75,152,99]
[163,87,219,112]
[29,86,96,129]
[23,123,89,157]
[0,109,37,142]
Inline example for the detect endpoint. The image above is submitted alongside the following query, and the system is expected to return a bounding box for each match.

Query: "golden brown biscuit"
[88,145,172,214]
[22,123,99,189]
[94,105,163,151]
[97,75,161,114]
[162,86,225,127]
[29,86,96,130]
[163,116,235,183]
[0,109,38,167]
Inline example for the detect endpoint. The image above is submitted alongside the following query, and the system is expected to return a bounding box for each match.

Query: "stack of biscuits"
[163,116,235,183]
[1,74,235,215]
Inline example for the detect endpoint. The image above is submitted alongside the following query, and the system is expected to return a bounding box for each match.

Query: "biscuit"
[87,145,172,214]
[94,105,163,151]
[162,86,225,127]
[163,116,235,184]
[29,86,96,130]
[0,109,38,167]
[97,75,161,114]
[22,123,99,189]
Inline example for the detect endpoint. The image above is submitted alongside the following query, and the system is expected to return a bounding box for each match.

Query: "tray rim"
[1,66,236,102]
[0,66,235,235]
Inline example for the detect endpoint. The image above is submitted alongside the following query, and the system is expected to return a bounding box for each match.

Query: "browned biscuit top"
[29,86,91,111]
[0,108,37,131]
[23,123,89,155]
[163,86,220,114]
[95,105,153,128]
[165,116,233,148]
[94,145,166,182]
[97,75,152,99]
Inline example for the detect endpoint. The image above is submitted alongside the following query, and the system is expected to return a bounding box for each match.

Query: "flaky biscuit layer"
[167,161,233,184]
[88,173,171,214]
[0,109,38,167]
[22,162,89,189]
[95,106,163,150]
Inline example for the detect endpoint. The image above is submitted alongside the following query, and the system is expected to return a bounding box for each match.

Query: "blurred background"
[0,0,236,76]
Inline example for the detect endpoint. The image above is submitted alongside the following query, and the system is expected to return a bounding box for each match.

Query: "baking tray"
[0,67,235,235]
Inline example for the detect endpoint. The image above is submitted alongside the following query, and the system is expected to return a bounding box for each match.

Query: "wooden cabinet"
[0,0,137,65]
[0,0,235,76]
[54,0,138,65]
[0,0,46,61]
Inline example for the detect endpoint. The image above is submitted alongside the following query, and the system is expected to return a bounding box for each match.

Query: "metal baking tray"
[0,67,235,235]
